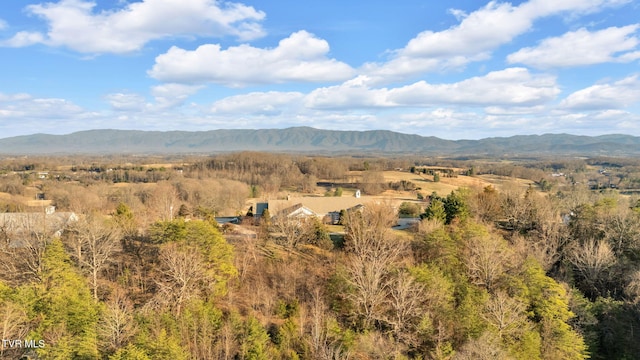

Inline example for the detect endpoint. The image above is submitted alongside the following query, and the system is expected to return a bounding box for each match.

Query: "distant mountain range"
[0,127,638,156]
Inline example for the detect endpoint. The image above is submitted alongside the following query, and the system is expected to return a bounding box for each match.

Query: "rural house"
[0,206,78,248]
[257,196,368,224]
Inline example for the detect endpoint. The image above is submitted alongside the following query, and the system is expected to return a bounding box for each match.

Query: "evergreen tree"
[521,260,588,360]
[114,202,136,237]
[422,198,446,223]
[27,238,100,359]
[443,189,470,224]
[239,317,272,360]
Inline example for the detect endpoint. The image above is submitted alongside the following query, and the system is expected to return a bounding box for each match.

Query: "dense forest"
[1,153,639,359]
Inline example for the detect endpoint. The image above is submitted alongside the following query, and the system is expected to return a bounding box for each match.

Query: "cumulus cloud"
[149,31,355,86]
[304,76,393,109]
[403,2,532,59]
[20,98,85,117]
[151,83,204,109]
[105,93,148,112]
[2,0,265,53]
[0,94,84,121]
[0,31,45,47]
[390,68,559,106]
[363,0,629,83]
[306,68,559,109]
[211,91,304,115]
[560,75,640,110]
[105,84,203,112]
[508,25,640,68]
[596,110,640,130]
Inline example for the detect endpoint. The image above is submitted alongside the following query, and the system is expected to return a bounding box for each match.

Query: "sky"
[0,0,639,140]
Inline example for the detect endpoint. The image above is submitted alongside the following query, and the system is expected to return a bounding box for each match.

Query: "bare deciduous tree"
[343,204,404,329]
[568,239,616,297]
[272,215,307,249]
[385,270,426,344]
[217,319,237,360]
[69,215,121,299]
[569,239,615,279]
[465,233,513,292]
[98,290,135,353]
[152,181,179,221]
[470,185,503,223]
[308,288,325,356]
[155,243,206,315]
[453,332,514,360]
[481,290,528,339]
[0,210,62,283]
[603,205,640,255]
[0,301,29,359]
[361,171,385,195]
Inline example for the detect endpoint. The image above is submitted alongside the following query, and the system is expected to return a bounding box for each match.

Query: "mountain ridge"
[0,127,637,156]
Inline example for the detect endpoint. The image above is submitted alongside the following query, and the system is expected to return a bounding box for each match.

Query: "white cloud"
[106,84,203,112]
[0,19,7,30]
[521,0,631,16]
[484,105,548,115]
[403,2,531,59]
[380,109,570,140]
[0,93,32,102]
[617,50,640,62]
[389,68,559,106]
[1,89,638,140]
[395,109,474,131]
[304,76,393,109]
[546,109,640,134]
[508,25,640,68]
[21,98,85,117]
[105,93,147,112]
[448,9,468,22]
[363,0,629,83]
[0,94,84,121]
[211,91,304,115]
[149,31,355,86]
[560,75,640,110]
[600,110,640,130]
[593,109,634,120]
[306,68,559,109]
[0,31,45,47]
[151,83,204,109]
[4,0,265,53]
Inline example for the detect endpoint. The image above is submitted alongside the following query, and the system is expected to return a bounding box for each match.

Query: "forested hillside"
[1,154,639,359]
[2,127,640,155]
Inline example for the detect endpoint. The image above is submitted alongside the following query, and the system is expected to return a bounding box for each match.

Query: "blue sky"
[1,0,639,140]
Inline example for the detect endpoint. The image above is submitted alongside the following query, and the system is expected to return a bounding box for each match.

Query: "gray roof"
[0,211,78,247]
